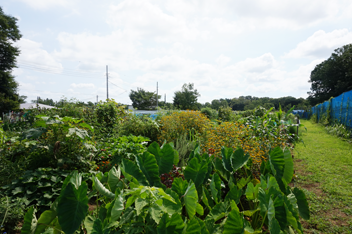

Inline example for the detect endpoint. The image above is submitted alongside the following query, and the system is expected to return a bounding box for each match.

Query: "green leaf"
[148,142,175,175]
[221,146,234,172]
[111,191,124,222]
[185,218,202,234]
[225,185,242,205]
[34,210,57,234]
[57,182,89,234]
[292,187,310,220]
[269,218,281,234]
[91,218,104,234]
[210,173,221,204]
[184,182,198,219]
[232,148,250,171]
[69,171,82,190]
[184,157,208,189]
[171,177,188,198]
[94,177,115,199]
[108,166,120,193]
[196,203,204,216]
[206,202,228,222]
[21,206,37,234]
[269,147,286,192]
[237,176,251,189]
[67,127,89,140]
[214,157,230,182]
[122,158,148,186]
[84,216,96,234]
[163,189,182,215]
[268,197,275,222]
[169,213,185,229]
[202,186,212,210]
[282,148,294,185]
[196,217,209,234]
[223,209,244,234]
[149,202,163,224]
[136,151,161,187]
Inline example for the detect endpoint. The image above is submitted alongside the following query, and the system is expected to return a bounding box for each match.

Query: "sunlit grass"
[294,119,352,233]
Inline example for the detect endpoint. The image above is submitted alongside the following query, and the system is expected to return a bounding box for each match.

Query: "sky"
[2,0,352,105]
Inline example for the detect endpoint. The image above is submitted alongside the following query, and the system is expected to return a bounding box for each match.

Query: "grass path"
[294,120,352,233]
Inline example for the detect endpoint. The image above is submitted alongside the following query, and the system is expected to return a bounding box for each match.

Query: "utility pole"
[164,94,166,103]
[96,95,98,104]
[156,82,158,108]
[106,65,109,100]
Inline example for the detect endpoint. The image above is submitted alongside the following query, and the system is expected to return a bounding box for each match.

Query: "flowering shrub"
[158,111,210,143]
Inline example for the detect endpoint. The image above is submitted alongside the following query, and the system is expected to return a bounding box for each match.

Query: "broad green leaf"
[136,151,161,187]
[84,216,96,234]
[135,197,149,215]
[196,217,210,234]
[292,187,310,220]
[91,218,103,234]
[196,203,204,216]
[69,171,82,190]
[273,195,287,230]
[171,177,188,198]
[225,185,242,205]
[237,176,251,189]
[149,202,163,224]
[118,206,135,227]
[57,183,89,234]
[214,157,230,182]
[268,197,275,222]
[148,142,175,175]
[163,189,182,215]
[111,192,124,222]
[185,218,202,234]
[184,157,208,189]
[223,209,244,234]
[206,202,229,222]
[34,210,57,234]
[242,209,259,217]
[94,177,115,199]
[21,206,37,234]
[108,166,120,193]
[184,182,198,219]
[268,147,286,192]
[122,158,148,186]
[284,203,299,232]
[232,148,250,172]
[210,173,221,203]
[157,213,174,234]
[282,148,294,185]
[169,213,185,229]
[269,218,281,234]
[67,127,89,140]
[221,146,234,172]
[202,186,212,210]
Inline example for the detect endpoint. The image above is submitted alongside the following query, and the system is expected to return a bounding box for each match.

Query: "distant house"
[20,103,57,109]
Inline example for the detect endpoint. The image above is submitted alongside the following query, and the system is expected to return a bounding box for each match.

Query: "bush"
[158,110,210,143]
[218,106,233,121]
[119,114,160,143]
[201,107,217,120]
[0,196,26,233]
[95,99,127,133]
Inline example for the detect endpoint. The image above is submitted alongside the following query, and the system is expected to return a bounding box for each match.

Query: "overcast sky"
[3,0,352,104]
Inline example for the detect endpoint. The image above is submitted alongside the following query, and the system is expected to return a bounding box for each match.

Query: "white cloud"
[17,0,71,10]
[16,38,63,70]
[70,83,96,89]
[285,29,352,59]
[235,53,277,73]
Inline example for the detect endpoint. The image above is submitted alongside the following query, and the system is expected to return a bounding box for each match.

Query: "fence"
[309,89,352,128]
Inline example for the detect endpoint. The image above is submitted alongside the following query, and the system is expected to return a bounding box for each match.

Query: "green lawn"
[294,120,352,233]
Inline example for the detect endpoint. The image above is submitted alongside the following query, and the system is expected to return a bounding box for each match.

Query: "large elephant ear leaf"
[148,142,174,175]
[57,182,89,234]
[136,151,161,187]
[232,148,250,172]
[221,146,234,172]
[184,182,198,219]
[121,158,148,186]
[268,147,286,192]
[21,206,37,234]
[108,166,120,193]
[293,187,310,220]
[282,148,294,185]
[184,157,208,189]
[94,177,115,199]
[223,209,244,234]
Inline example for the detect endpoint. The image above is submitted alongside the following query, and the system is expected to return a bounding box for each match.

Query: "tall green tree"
[129,88,160,110]
[173,83,200,110]
[0,7,22,113]
[308,44,352,105]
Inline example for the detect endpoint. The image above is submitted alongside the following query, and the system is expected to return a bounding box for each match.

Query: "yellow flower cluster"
[200,122,288,165]
[158,111,210,143]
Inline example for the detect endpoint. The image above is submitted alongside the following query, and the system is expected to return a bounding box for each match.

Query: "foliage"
[201,107,218,120]
[158,110,210,144]
[95,99,126,133]
[218,106,233,122]
[23,144,309,233]
[308,44,352,105]
[0,168,71,213]
[0,6,22,113]
[129,88,160,110]
[119,114,160,143]
[0,196,26,232]
[95,135,149,172]
[173,83,200,110]
[325,123,352,140]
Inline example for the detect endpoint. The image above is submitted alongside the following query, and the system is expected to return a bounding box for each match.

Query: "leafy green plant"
[95,99,126,134]
[0,196,27,233]
[0,168,72,213]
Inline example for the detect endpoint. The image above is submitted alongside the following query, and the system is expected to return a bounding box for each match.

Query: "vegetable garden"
[0,100,309,234]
